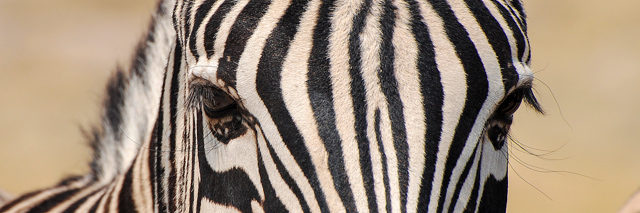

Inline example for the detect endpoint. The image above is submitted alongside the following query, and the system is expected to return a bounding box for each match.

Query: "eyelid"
[186,78,217,110]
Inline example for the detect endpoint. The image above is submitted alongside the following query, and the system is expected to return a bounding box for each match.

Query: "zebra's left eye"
[202,87,237,119]
[198,86,247,144]
[496,89,524,116]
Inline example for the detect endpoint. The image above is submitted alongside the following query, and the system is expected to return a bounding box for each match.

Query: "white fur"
[413,1,469,212]
[229,0,326,211]
[328,0,368,211]
[440,1,506,212]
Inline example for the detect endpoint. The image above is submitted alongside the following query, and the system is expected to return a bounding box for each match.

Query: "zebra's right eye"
[496,89,524,116]
[198,86,247,144]
[202,87,238,119]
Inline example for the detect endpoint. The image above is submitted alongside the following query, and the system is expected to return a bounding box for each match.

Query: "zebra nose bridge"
[514,61,534,87]
[190,63,219,84]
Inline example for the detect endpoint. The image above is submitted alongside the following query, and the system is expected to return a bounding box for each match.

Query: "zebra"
[0,0,542,212]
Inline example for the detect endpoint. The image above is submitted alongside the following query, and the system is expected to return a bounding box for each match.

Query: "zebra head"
[156,0,541,212]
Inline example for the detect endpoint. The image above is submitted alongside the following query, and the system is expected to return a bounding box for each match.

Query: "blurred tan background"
[1,0,639,212]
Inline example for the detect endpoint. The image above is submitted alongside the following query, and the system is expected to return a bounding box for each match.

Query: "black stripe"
[189,0,220,59]
[348,0,377,211]
[182,0,195,44]
[179,116,190,211]
[131,0,170,77]
[104,70,126,143]
[152,70,166,212]
[172,1,182,40]
[406,0,445,211]
[464,0,518,94]
[447,143,479,213]
[263,131,310,213]
[490,0,526,62]
[0,188,44,212]
[254,0,333,211]
[256,137,288,212]
[152,53,174,211]
[378,1,410,212]
[303,0,359,212]
[195,111,204,213]
[102,188,112,212]
[204,0,238,58]
[64,189,102,213]
[425,1,489,212]
[464,154,483,212]
[150,104,163,212]
[374,109,391,213]
[477,174,508,212]
[167,40,183,213]
[197,110,261,213]
[118,166,136,212]
[87,192,105,213]
[26,188,80,213]
[502,1,527,34]
[294,1,359,211]
[189,115,198,213]
[217,0,271,89]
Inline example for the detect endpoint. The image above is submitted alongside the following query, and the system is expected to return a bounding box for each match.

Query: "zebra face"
[172,0,540,212]
[0,0,543,212]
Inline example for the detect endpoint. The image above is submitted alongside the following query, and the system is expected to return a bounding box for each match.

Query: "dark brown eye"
[497,90,523,115]
[202,87,237,118]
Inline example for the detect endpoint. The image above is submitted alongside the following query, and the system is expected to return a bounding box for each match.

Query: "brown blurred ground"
[1,0,639,212]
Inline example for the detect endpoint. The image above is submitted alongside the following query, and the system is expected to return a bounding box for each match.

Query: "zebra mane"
[87,0,176,183]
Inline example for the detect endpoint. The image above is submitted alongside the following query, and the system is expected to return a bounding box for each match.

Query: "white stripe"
[160,44,177,208]
[328,0,368,212]
[358,0,387,211]
[2,177,90,212]
[452,144,482,213]
[251,200,265,213]
[133,136,154,213]
[232,0,322,212]
[482,0,533,87]
[278,0,328,212]
[108,174,126,212]
[415,1,468,212]
[440,1,506,212]
[94,181,118,213]
[390,1,426,212]
[194,0,227,63]
[256,129,303,212]
[184,0,203,65]
[46,183,105,212]
[205,0,251,87]
[200,198,242,213]
[172,48,189,211]
[192,120,202,213]
[202,120,264,200]
[380,102,400,213]
[474,132,509,212]
[74,187,109,212]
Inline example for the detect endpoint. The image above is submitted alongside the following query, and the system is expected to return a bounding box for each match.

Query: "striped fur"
[0,0,540,212]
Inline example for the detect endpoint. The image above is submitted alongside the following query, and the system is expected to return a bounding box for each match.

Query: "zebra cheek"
[487,125,509,150]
